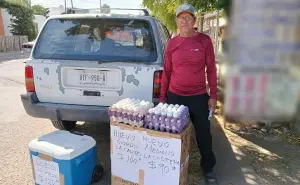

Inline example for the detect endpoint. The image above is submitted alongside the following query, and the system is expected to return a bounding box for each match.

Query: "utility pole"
[99,0,102,13]
[64,0,67,12]
[70,0,74,8]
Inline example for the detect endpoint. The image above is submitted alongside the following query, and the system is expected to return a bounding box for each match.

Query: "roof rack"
[110,8,150,16]
[63,8,150,16]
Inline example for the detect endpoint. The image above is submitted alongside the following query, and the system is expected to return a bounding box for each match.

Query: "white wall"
[48,7,65,17]
[34,15,46,33]
[1,8,12,36]
[1,8,47,37]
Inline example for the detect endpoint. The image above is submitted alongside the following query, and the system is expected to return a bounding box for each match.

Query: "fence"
[0,36,28,52]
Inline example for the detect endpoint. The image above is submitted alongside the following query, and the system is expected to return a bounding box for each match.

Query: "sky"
[31,0,144,9]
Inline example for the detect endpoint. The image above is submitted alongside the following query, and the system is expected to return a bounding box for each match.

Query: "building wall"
[48,7,65,17]
[1,8,13,36]
[34,15,46,33]
[0,8,47,37]
[0,9,4,36]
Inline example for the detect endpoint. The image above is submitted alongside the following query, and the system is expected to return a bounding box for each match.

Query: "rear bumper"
[21,92,110,122]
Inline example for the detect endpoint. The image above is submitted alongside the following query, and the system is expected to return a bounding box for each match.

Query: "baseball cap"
[176,3,196,17]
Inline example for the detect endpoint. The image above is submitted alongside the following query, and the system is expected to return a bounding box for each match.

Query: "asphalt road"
[0,54,112,185]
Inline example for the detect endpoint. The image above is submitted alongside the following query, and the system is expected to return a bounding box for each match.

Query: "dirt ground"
[214,102,300,185]
[186,101,300,185]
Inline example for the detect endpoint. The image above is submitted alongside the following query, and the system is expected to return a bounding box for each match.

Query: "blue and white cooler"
[29,130,103,185]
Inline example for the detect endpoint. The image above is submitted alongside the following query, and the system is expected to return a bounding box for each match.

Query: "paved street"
[0,53,112,185]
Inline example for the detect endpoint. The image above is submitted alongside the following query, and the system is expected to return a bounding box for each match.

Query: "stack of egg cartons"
[144,103,190,134]
[108,98,154,127]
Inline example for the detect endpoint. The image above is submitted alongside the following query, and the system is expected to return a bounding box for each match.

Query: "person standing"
[160,3,218,184]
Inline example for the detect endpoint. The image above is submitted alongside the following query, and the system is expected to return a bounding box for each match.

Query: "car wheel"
[51,120,77,130]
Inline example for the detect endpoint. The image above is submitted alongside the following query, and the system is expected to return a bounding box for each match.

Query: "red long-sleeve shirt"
[160,33,217,102]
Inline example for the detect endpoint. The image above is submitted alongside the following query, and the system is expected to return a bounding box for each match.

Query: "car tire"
[51,120,77,130]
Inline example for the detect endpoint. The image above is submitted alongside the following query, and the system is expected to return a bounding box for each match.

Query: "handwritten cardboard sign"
[111,125,186,185]
[32,155,60,185]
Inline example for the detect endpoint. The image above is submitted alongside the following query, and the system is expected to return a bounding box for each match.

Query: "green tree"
[32,4,49,16]
[101,4,111,14]
[0,1,37,41]
[217,0,231,17]
[5,0,29,7]
[142,0,218,32]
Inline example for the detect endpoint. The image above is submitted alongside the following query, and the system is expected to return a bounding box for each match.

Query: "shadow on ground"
[73,117,262,185]
[223,120,300,185]
[208,117,260,185]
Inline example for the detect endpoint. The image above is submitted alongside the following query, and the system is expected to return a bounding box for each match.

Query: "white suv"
[21,10,170,130]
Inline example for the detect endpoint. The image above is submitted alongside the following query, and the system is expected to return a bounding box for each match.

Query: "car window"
[161,23,170,41]
[33,18,157,62]
[157,21,170,50]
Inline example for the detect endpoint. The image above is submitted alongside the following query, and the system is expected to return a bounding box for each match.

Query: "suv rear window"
[33,18,157,62]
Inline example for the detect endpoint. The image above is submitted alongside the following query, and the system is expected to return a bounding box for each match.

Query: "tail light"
[153,70,162,99]
[22,44,33,49]
[25,66,35,92]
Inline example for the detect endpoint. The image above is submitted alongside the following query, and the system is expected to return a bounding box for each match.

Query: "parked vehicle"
[21,40,35,53]
[21,9,171,130]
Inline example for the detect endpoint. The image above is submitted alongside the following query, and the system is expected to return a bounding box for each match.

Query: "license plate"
[79,70,106,86]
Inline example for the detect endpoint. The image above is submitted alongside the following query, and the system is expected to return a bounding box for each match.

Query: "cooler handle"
[69,131,85,136]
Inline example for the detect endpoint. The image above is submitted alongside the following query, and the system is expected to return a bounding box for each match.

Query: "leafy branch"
[0,1,37,41]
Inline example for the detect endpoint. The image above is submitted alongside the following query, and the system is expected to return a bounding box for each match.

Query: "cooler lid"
[29,130,96,160]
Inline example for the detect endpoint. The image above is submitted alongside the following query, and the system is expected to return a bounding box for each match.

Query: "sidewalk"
[0,51,29,63]
[213,114,300,185]
[209,116,264,185]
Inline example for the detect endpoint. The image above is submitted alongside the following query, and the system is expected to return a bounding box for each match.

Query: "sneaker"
[204,172,218,185]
